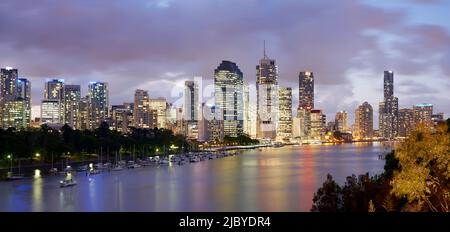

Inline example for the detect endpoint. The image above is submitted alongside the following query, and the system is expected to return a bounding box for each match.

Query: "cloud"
[0,0,448,121]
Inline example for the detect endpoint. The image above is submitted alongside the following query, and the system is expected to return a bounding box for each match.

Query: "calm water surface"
[0,143,387,212]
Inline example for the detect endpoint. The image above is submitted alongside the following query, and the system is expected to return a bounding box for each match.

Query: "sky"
[0,0,449,128]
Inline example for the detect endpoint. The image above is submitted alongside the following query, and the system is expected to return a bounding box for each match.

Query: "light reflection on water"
[0,143,386,212]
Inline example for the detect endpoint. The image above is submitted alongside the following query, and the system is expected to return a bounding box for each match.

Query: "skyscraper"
[413,103,433,129]
[335,111,348,132]
[355,102,373,139]
[299,71,314,110]
[379,71,399,139]
[243,81,251,136]
[214,60,244,137]
[149,97,168,129]
[277,87,292,141]
[88,82,109,129]
[398,108,414,137]
[184,81,199,122]
[78,96,90,130]
[256,44,278,140]
[184,81,199,139]
[1,100,26,129]
[111,104,133,133]
[1,67,19,127]
[43,79,65,124]
[41,99,62,125]
[64,85,81,128]
[16,78,31,128]
[297,71,315,139]
[134,89,151,128]
[0,67,18,102]
[310,109,326,140]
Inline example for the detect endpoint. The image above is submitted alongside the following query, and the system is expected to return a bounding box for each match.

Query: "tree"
[311,174,343,212]
[391,124,450,212]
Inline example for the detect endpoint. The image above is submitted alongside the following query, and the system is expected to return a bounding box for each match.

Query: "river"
[0,143,388,212]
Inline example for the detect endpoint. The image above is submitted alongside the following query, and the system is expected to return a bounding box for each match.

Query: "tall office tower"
[206,106,224,142]
[184,81,199,122]
[1,100,26,129]
[310,109,326,140]
[0,67,19,126]
[43,79,65,124]
[413,103,433,129]
[133,89,151,128]
[0,67,18,101]
[298,71,315,138]
[165,103,177,131]
[256,43,278,140]
[16,78,31,128]
[299,71,314,110]
[277,87,292,141]
[41,99,61,125]
[64,85,81,128]
[398,108,414,137]
[175,107,185,135]
[111,104,132,133]
[214,60,244,137]
[293,108,310,140]
[335,111,348,132]
[378,101,385,137]
[88,82,109,129]
[184,80,199,139]
[248,103,257,139]
[355,102,374,139]
[379,71,399,139]
[78,96,90,130]
[149,98,168,129]
[243,81,251,136]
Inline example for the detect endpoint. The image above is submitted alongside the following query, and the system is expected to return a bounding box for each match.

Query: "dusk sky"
[1,0,449,127]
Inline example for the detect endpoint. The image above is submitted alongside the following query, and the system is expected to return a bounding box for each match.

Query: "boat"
[6,172,25,181]
[88,169,101,175]
[60,172,77,187]
[208,154,217,159]
[159,158,169,165]
[309,140,323,145]
[48,168,58,175]
[189,156,200,163]
[127,161,142,168]
[111,165,124,171]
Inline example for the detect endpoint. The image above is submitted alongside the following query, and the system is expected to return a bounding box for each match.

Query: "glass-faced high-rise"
[277,87,292,141]
[299,71,314,110]
[379,71,398,139]
[88,82,109,129]
[43,79,65,124]
[134,89,151,128]
[0,67,18,102]
[16,78,31,128]
[214,60,244,137]
[64,85,81,128]
[256,51,278,140]
[355,102,373,139]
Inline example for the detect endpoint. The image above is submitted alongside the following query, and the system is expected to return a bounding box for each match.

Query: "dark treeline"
[223,135,259,146]
[0,122,189,164]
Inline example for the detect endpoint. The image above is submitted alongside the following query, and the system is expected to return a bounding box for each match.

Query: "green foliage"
[0,123,188,164]
[391,124,450,212]
[311,174,343,212]
[223,134,259,146]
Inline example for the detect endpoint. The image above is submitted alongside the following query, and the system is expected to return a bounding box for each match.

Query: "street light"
[35,153,40,158]
[7,154,11,159]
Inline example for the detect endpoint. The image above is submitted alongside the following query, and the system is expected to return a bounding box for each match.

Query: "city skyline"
[0,0,449,126]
